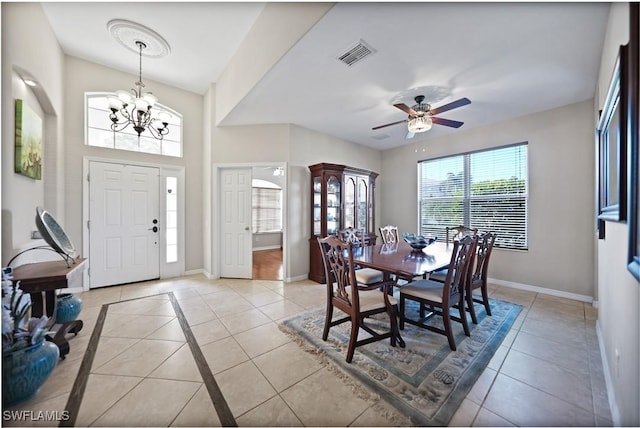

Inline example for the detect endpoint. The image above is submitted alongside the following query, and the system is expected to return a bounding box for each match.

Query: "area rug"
[280,298,521,426]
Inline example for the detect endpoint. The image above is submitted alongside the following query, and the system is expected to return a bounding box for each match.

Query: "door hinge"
[87,173,90,182]
[87,220,90,230]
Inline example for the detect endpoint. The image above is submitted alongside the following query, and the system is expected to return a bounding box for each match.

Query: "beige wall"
[380,99,595,298]
[1,3,65,265]
[595,3,640,425]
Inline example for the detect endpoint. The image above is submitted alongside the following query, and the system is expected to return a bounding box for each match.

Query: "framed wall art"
[14,99,43,180]
[597,44,628,231]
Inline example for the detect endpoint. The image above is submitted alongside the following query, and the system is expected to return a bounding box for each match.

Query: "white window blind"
[418,143,528,250]
[252,188,282,233]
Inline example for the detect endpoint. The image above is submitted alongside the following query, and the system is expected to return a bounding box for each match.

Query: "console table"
[12,258,87,359]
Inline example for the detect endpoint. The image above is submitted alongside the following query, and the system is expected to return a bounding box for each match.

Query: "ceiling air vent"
[337,40,375,67]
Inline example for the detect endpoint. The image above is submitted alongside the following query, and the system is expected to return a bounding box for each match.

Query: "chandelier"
[107,40,170,140]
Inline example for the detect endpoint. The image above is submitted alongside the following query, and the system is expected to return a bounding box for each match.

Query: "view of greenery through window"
[418,143,528,250]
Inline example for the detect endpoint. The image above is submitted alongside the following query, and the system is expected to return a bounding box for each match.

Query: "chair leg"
[386,304,398,347]
[322,303,333,341]
[482,284,492,316]
[346,316,359,363]
[467,291,478,324]
[442,309,456,351]
[399,295,405,330]
[459,299,470,337]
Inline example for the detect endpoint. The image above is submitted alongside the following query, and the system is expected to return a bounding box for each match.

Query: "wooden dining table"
[352,241,453,280]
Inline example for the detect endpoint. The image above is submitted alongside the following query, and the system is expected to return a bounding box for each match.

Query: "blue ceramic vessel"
[2,341,59,407]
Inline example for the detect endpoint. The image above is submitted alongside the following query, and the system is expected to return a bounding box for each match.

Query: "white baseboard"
[253,245,282,251]
[184,268,206,277]
[287,274,310,283]
[489,277,594,304]
[596,321,620,426]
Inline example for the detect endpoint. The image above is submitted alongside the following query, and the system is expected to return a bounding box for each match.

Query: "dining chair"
[399,235,478,351]
[317,235,399,363]
[445,225,478,245]
[379,225,400,244]
[465,232,497,324]
[430,232,497,324]
[338,227,384,285]
[379,224,422,283]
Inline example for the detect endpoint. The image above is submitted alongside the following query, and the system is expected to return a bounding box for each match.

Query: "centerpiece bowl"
[402,233,437,250]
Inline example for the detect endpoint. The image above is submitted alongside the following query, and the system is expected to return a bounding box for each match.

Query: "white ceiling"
[41,2,611,151]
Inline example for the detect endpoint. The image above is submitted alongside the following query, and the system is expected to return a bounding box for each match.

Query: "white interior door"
[89,161,160,288]
[220,168,252,278]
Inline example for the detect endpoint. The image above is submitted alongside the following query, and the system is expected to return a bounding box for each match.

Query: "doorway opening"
[252,248,283,280]
[214,163,287,281]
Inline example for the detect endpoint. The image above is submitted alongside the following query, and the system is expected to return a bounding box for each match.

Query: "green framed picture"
[15,99,43,180]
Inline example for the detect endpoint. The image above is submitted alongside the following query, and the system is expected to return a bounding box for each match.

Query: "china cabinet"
[308,163,378,283]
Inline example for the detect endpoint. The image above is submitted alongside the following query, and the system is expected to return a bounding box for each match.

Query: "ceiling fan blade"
[372,119,407,130]
[405,131,415,139]
[432,116,464,128]
[429,97,471,116]
[393,103,417,116]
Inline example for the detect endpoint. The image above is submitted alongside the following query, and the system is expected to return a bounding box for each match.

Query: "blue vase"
[2,341,59,407]
[56,293,82,324]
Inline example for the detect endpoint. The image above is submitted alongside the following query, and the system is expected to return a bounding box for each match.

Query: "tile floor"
[3,275,613,427]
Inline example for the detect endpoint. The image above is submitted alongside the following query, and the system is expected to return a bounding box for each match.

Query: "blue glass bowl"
[402,233,437,250]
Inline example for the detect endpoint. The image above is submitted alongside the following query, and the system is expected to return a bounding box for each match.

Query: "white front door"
[220,168,252,279]
[89,161,160,288]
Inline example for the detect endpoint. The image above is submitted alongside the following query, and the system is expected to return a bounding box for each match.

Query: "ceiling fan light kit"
[106,19,172,141]
[373,94,471,139]
[407,115,432,133]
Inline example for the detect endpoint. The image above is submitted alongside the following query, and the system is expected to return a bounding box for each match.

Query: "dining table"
[352,241,454,281]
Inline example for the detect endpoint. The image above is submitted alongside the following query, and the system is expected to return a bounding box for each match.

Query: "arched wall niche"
[3,65,61,266]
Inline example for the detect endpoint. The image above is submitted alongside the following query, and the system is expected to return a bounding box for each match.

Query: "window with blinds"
[418,143,528,250]
[252,187,283,233]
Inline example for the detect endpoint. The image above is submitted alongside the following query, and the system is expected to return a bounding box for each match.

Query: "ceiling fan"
[373,95,471,139]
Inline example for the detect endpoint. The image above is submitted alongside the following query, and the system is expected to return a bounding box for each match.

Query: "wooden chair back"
[445,225,478,244]
[338,227,365,246]
[442,234,478,305]
[379,225,400,244]
[472,232,496,285]
[318,235,359,312]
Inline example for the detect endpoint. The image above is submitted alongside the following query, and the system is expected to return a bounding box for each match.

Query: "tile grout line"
[60,303,109,427]
[168,292,238,427]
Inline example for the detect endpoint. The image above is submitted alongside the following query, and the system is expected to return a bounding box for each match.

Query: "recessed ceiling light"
[23,79,37,87]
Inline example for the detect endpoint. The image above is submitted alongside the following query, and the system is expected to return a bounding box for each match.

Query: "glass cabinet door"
[313,177,321,235]
[356,178,368,231]
[327,176,341,235]
[344,177,356,229]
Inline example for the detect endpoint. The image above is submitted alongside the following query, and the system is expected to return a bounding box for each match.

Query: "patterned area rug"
[281,298,521,426]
